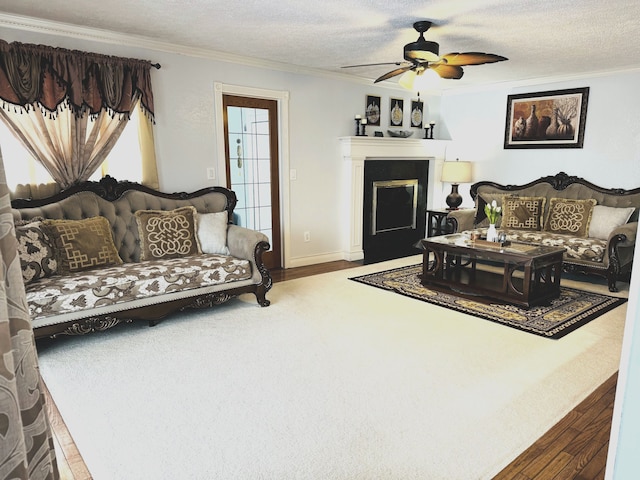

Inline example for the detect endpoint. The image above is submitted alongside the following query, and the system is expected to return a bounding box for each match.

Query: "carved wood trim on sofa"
[12,175,272,339]
[470,172,640,291]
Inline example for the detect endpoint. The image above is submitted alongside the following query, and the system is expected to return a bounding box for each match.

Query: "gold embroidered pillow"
[135,206,201,260]
[501,196,546,231]
[544,198,597,237]
[43,217,123,274]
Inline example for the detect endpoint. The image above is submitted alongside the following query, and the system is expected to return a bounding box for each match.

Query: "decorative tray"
[471,239,511,248]
[387,130,413,138]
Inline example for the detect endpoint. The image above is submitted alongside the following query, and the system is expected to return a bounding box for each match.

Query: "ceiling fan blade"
[374,65,415,83]
[429,64,464,80]
[438,52,508,66]
[341,61,407,69]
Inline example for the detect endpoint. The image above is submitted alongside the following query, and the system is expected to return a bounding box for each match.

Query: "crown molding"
[4,12,634,97]
[0,12,407,91]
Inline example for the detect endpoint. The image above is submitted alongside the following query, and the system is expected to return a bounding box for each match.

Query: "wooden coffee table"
[420,234,566,308]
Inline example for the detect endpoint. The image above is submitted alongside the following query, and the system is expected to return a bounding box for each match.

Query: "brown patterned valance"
[0,39,156,119]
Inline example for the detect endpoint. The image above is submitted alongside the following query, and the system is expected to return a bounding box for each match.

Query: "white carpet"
[37,256,628,480]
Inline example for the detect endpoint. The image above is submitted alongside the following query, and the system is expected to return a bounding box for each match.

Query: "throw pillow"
[135,206,201,260]
[197,211,230,255]
[501,196,546,231]
[544,198,597,237]
[473,192,505,227]
[15,221,58,284]
[588,205,635,240]
[43,217,123,274]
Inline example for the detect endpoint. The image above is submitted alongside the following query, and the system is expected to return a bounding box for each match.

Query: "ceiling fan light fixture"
[398,70,417,90]
[399,68,440,91]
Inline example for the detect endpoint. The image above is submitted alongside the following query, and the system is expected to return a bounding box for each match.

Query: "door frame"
[214,82,291,268]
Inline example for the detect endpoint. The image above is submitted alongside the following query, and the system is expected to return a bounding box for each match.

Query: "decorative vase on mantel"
[486,224,499,242]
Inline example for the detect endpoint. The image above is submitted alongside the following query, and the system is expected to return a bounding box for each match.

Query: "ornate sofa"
[11,176,272,339]
[447,172,640,292]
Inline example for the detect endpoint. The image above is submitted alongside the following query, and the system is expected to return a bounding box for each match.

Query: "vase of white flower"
[484,200,502,242]
[486,223,499,242]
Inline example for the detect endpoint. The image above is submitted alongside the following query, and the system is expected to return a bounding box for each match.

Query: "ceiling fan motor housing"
[404,40,439,62]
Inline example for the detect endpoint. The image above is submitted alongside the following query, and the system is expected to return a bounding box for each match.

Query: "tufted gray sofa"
[12,176,272,339]
[447,172,640,292]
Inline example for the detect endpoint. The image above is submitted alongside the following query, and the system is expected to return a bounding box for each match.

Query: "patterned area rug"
[350,264,627,339]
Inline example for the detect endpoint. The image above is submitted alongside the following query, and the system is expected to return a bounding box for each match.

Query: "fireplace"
[371,179,418,235]
[340,137,448,262]
[363,160,428,263]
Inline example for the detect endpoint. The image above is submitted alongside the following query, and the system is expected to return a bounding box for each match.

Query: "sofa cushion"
[197,212,230,255]
[501,196,546,231]
[43,217,123,274]
[135,206,201,260]
[588,205,635,240]
[15,221,58,284]
[463,228,607,264]
[25,254,252,321]
[544,198,596,237]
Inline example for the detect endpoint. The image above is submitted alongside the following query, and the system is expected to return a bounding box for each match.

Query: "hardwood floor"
[43,260,617,480]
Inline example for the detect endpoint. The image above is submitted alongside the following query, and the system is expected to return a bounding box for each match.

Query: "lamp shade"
[441,161,472,184]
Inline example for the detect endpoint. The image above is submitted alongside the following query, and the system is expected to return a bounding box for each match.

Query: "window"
[0,105,145,192]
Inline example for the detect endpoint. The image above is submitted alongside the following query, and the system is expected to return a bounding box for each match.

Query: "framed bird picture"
[504,87,589,149]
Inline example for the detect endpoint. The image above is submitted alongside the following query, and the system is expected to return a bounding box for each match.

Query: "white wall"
[0,25,441,265]
[2,21,640,477]
[439,71,640,207]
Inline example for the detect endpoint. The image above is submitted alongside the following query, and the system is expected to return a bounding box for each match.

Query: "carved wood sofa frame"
[12,176,273,339]
[448,172,640,292]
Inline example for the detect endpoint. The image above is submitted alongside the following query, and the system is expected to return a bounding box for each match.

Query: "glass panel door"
[223,95,280,269]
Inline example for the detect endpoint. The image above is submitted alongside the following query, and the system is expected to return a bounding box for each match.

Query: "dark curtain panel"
[0,39,155,120]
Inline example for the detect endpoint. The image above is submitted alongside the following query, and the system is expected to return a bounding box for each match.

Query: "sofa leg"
[608,276,619,293]
[255,285,271,307]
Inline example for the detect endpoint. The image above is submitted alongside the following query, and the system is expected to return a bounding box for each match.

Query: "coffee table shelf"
[421,234,566,308]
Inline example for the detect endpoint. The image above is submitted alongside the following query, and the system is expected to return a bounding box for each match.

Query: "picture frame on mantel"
[410,100,423,129]
[504,87,589,149]
[365,95,381,126]
[390,98,404,127]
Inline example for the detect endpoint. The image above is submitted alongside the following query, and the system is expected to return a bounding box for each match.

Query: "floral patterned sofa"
[11,176,272,339]
[447,172,640,292]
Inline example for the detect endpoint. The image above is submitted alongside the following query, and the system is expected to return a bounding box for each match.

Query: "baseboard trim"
[287,252,347,268]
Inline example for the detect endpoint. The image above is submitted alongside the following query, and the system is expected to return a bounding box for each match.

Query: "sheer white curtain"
[0,39,158,193]
[0,101,130,189]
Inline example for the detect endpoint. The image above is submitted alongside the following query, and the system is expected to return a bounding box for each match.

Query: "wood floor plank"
[534,451,574,478]
[573,443,609,480]
[564,405,614,458]
[520,427,581,478]
[42,379,92,480]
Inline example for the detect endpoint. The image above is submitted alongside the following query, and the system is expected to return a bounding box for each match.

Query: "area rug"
[350,264,627,339]
[37,256,627,480]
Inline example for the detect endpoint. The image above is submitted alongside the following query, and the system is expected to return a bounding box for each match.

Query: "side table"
[427,209,468,237]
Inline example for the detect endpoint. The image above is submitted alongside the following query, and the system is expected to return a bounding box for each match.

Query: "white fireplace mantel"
[339,136,449,261]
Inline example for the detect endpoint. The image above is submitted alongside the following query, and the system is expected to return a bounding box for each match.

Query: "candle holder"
[424,121,436,139]
[354,118,362,136]
[360,120,367,136]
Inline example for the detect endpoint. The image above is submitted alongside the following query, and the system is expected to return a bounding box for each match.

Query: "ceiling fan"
[343,20,507,87]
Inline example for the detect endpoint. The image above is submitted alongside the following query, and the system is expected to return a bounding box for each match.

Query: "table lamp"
[441,159,472,210]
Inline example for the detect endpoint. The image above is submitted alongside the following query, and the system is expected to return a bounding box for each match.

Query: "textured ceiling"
[1,0,640,90]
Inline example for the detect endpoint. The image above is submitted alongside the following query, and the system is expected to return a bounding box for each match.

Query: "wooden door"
[223,95,281,269]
